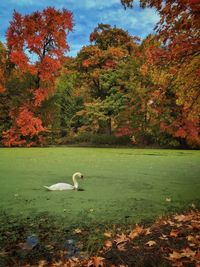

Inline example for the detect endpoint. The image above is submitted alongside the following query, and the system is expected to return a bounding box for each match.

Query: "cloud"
[68,43,84,57]
[0,0,160,56]
[98,7,159,38]
[57,0,119,10]
[9,0,36,5]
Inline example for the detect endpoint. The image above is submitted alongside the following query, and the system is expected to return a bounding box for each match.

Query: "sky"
[0,0,160,57]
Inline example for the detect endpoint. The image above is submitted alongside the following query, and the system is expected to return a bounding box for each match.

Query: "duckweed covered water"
[0,148,199,226]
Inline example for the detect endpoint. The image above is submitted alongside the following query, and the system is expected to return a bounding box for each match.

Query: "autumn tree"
[3,7,73,146]
[121,0,200,61]
[0,42,11,141]
[75,24,139,135]
[0,42,7,93]
[121,0,200,147]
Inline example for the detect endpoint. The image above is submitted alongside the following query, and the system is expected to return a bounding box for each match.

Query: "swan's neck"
[72,174,79,189]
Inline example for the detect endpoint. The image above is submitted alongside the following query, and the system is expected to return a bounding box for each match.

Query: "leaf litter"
[0,209,199,266]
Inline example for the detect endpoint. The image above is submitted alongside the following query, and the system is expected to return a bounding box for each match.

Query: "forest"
[0,0,199,148]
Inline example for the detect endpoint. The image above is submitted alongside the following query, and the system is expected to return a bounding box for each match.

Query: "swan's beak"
[81,175,84,179]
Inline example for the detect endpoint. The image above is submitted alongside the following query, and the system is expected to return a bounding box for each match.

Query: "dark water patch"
[176,152,192,155]
[144,153,166,156]
[117,152,167,157]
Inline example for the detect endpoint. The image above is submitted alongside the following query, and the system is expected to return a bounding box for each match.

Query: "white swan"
[44,172,83,191]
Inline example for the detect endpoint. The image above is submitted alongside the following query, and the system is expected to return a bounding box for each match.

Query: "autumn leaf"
[191,222,200,230]
[104,231,112,238]
[165,197,171,202]
[159,234,168,240]
[117,242,127,252]
[168,251,185,260]
[104,240,112,249]
[146,240,156,247]
[114,233,129,245]
[170,230,180,238]
[180,248,196,259]
[168,248,196,261]
[73,228,82,234]
[194,251,200,262]
[174,214,186,222]
[88,256,105,267]
[145,227,152,235]
[129,225,146,239]
[38,260,47,267]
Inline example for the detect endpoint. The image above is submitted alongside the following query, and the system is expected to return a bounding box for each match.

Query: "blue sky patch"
[0,0,159,57]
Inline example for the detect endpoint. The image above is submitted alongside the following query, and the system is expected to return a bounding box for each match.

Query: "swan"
[44,172,83,191]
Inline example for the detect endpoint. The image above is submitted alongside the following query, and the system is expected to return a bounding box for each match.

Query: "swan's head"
[74,172,84,179]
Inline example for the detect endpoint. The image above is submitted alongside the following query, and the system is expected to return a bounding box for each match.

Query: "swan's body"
[44,172,83,191]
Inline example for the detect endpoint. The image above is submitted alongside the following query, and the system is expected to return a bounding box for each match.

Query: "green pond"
[0,148,199,226]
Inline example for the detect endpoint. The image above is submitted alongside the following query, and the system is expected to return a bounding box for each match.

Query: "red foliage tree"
[3,106,47,147]
[3,7,73,146]
[121,0,200,62]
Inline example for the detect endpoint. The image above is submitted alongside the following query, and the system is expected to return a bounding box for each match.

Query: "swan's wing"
[47,183,74,190]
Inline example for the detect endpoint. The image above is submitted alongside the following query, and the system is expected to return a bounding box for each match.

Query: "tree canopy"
[0,5,199,148]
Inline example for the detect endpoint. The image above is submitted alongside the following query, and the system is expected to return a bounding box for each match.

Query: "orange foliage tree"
[121,0,200,147]
[121,0,200,59]
[3,7,73,146]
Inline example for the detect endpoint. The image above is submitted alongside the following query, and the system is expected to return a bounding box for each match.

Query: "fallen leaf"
[88,256,105,267]
[170,230,180,237]
[169,251,184,260]
[187,235,200,247]
[168,248,196,261]
[194,251,200,262]
[129,225,146,239]
[174,214,190,222]
[104,231,112,238]
[146,240,156,247]
[191,203,196,209]
[117,242,127,251]
[104,240,112,249]
[168,220,175,226]
[180,248,196,259]
[145,227,152,235]
[115,233,129,245]
[159,234,168,240]
[166,197,171,202]
[38,260,47,267]
[74,228,82,234]
[191,222,200,230]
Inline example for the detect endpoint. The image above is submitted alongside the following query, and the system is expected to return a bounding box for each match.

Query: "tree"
[121,1,200,147]
[75,24,139,135]
[0,42,7,93]
[90,23,139,53]
[121,0,200,62]
[54,57,84,135]
[3,7,73,146]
